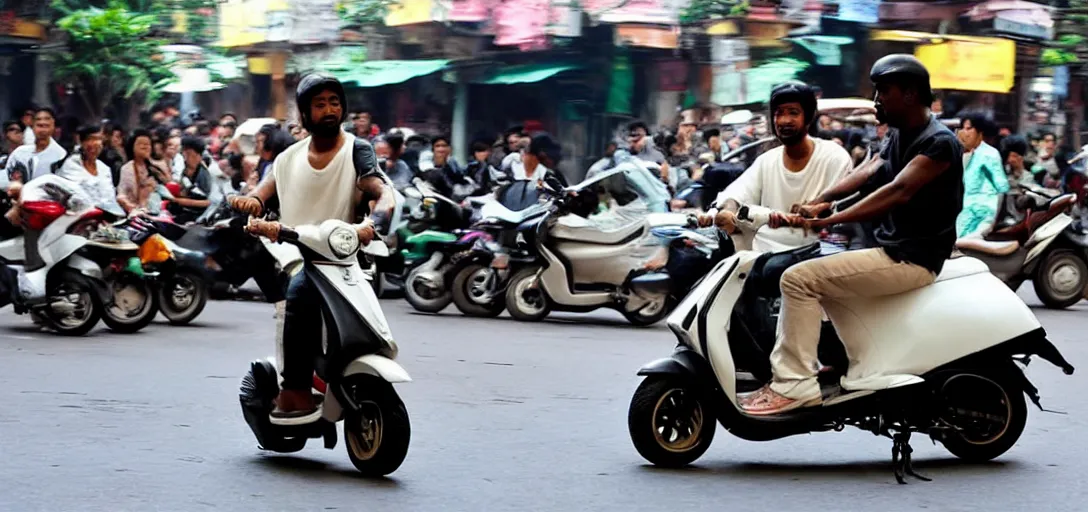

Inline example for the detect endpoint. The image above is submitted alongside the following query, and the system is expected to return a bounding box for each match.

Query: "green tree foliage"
[51,3,176,118]
[338,0,400,28]
[1046,1,1088,67]
[680,0,750,24]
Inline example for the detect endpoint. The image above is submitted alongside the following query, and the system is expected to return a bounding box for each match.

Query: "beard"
[310,118,341,138]
[875,106,889,125]
[776,127,805,146]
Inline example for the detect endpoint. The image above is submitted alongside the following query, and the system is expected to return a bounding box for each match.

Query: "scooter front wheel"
[101,276,158,334]
[158,270,209,325]
[404,264,452,313]
[451,263,505,317]
[1033,249,1088,309]
[343,376,411,477]
[628,376,715,468]
[505,267,550,322]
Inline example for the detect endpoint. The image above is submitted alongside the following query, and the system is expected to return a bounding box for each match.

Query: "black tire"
[504,266,550,322]
[343,377,411,477]
[101,276,158,334]
[157,270,208,325]
[451,263,504,317]
[1033,249,1088,309]
[622,298,674,327]
[41,272,101,337]
[404,265,452,313]
[937,372,1027,463]
[628,376,715,468]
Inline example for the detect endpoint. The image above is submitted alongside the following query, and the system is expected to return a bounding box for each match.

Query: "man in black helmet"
[741,55,964,415]
[228,73,394,425]
[699,81,853,253]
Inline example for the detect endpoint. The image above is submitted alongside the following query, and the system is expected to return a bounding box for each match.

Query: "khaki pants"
[769,248,936,399]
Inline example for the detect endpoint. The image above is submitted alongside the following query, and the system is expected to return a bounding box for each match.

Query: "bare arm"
[814,154,883,204]
[813,154,950,228]
[247,171,277,204]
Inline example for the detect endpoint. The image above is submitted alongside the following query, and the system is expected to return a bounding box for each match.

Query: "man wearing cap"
[741,55,965,415]
[699,81,854,253]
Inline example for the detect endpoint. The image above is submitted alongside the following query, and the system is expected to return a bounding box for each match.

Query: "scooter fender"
[343,354,412,383]
[638,348,717,387]
[61,255,112,305]
[1025,215,1073,268]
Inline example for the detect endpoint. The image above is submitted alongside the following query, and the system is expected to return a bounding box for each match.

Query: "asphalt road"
[1,289,1086,511]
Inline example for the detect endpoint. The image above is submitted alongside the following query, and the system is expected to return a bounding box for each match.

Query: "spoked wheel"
[41,273,101,336]
[158,270,208,325]
[451,263,504,317]
[935,372,1026,462]
[101,276,158,334]
[1033,249,1088,309]
[504,267,550,322]
[343,376,411,477]
[622,298,673,327]
[404,265,451,313]
[628,376,715,467]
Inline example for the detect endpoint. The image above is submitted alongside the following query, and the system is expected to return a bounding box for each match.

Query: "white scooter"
[502,170,695,325]
[955,188,1087,309]
[0,177,156,335]
[238,218,411,477]
[628,241,1074,483]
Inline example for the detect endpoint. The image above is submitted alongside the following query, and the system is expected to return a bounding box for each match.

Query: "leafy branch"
[680,0,750,24]
[338,0,400,28]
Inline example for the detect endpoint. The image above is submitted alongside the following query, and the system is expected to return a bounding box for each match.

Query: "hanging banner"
[615,25,678,49]
[583,0,686,25]
[385,0,436,26]
[836,0,881,24]
[915,38,1016,93]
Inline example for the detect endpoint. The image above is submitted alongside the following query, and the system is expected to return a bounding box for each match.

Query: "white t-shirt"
[716,138,853,253]
[54,154,123,216]
[509,158,551,187]
[2,139,67,187]
[23,126,34,146]
[272,134,358,226]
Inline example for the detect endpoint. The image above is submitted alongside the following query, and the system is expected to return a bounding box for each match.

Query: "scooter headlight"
[328,226,360,259]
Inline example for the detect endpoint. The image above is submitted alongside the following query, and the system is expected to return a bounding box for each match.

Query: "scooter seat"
[551,215,647,245]
[934,256,992,282]
[954,238,1020,256]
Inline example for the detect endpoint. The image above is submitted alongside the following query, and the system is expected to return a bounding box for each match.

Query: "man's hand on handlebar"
[768,212,809,229]
[356,218,376,246]
[228,195,263,216]
[697,209,738,233]
[245,218,281,242]
[791,201,832,219]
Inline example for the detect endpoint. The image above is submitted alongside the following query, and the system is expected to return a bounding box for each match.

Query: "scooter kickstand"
[892,432,931,484]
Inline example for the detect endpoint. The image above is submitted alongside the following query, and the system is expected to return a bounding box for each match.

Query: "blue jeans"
[282,270,322,391]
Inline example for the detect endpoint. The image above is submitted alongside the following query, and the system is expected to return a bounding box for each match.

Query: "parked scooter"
[0,177,157,335]
[239,218,411,477]
[501,170,702,325]
[403,229,490,313]
[955,186,1087,309]
[120,215,212,325]
[627,240,1075,482]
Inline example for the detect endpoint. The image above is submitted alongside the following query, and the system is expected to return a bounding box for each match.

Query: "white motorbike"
[955,188,1087,309]
[502,170,696,325]
[239,218,411,477]
[0,178,157,335]
[627,242,1074,483]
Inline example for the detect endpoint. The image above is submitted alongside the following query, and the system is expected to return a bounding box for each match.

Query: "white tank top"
[272,133,357,226]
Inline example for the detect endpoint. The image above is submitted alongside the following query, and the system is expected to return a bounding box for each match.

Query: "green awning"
[470,63,579,85]
[330,59,451,88]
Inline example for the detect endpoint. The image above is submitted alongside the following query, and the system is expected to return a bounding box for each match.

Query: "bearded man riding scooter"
[740,55,965,415]
[228,74,395,425]
[698,81,853,253]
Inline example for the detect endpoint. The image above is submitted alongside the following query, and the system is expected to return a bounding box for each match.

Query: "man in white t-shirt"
[509,134,567,188]
[228,74,393,425]
[700,82,853,253]
[3,108,67,191]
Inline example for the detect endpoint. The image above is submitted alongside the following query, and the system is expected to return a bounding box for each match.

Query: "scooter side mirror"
[363,240,390,258]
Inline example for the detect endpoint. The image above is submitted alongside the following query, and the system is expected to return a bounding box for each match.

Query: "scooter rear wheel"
[504,267,550,322]
[158,270,209,325]
[343,376,411,477]
[404,265,452,313]
[1033,249,1087,309]
[936,371,1027,462]
[451,263,505,317]
[41,271,101,336]
[628,376,715,468]
[101,276,158,334]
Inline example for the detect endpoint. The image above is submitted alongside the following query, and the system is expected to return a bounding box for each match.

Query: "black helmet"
[296,73,347,132]
[870,54,934,103]
[769,80,817,137]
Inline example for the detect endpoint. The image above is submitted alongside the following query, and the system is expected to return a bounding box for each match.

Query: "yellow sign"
[915,38,1016,93]
[217,0,290,48]
[615,25,678,49]
[385,0,433,27]
[706,21,740,36]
